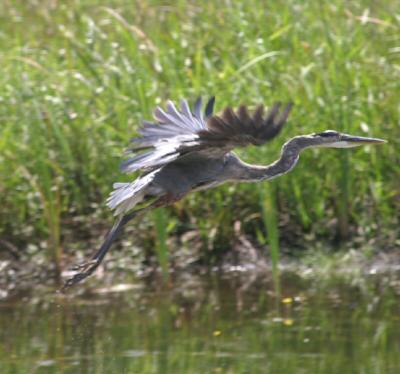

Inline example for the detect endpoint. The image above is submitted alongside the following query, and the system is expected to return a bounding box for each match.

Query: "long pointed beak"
[341,134,387,145]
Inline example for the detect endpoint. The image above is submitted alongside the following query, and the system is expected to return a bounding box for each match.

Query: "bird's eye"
[316,131,338,138]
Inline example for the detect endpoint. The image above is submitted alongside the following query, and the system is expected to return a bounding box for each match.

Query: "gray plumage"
[63,96,385,289]
[109,98,293,215]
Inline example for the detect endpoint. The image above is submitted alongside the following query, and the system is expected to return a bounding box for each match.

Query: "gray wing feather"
[122,135,200,173]
[130,98,208,147]
[180,99,196,125]
[166,101,199,131]
[193,97,203,122]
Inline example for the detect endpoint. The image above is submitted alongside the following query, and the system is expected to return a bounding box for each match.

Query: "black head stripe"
[315,131,338,138]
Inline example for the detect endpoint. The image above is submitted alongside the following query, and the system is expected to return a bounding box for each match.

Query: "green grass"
[0,1,398,271]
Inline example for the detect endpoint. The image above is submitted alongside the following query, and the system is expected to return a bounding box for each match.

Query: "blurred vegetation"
[0,0,398,273]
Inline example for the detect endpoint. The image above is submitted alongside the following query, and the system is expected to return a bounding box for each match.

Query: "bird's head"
[309,130,386,148]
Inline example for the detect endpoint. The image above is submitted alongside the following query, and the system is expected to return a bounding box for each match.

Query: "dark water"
[1,271,399,373]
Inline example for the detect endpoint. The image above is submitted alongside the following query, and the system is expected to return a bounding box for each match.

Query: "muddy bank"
[1,235,399,301]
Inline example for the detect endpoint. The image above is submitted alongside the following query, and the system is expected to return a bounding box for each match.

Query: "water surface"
[1,272,399,373]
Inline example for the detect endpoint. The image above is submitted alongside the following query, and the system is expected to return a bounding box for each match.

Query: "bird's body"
[115,153,230,209]
[63,97,385,289]
[106,97,294,216]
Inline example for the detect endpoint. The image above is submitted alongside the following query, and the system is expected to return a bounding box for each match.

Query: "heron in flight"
[64,97,385,288]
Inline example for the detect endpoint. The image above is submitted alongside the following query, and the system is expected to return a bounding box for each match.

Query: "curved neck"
[240,138,303,182]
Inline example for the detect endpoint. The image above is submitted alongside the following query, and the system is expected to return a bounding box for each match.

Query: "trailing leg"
[62,197,168,290]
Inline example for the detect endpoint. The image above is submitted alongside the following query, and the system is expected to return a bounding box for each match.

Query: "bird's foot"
[61,259,100,291]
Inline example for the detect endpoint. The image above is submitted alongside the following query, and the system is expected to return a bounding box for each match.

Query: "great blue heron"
[63,97,385,288]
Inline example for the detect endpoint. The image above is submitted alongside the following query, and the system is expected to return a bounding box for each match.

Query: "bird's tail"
[106,170,158,216]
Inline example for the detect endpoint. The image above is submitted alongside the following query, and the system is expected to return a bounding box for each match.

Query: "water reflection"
[1,272,399,373]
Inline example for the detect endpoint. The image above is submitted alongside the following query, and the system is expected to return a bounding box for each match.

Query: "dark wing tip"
[237,105,252,124]
[204,96,216,118]
[260,102,293,140]
[201,101,293,148]
[274,102,293,127]
[252,104,265,127]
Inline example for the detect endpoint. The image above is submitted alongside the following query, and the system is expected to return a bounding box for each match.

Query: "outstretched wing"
[121,97,292,174]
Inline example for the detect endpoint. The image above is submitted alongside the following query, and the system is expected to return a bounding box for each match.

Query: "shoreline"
[1,241,399,301]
